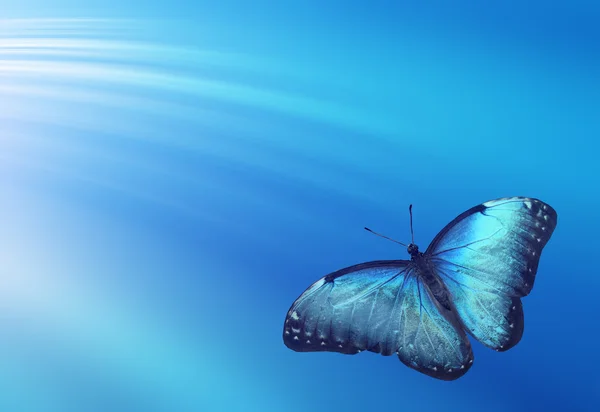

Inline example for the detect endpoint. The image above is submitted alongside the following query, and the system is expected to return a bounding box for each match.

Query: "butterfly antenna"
[364,227,408,247]
[409,204,415,244]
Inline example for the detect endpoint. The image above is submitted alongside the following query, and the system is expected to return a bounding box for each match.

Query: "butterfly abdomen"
[414,257,454,313]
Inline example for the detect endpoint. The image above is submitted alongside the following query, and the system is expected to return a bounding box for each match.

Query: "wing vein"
[431,227,503,256]
[431,257,513,293]
[384,270,410,352]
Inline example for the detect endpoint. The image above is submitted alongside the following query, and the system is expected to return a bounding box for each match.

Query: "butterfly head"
[365,204,423,258]
[407,243,421,258]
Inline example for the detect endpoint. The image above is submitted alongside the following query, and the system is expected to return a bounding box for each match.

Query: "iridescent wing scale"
[426,197,558,351]
[283,261,474,380]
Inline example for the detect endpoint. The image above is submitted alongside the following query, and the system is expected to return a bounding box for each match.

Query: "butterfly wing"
[283,261,474,380]
[425,197,557,351]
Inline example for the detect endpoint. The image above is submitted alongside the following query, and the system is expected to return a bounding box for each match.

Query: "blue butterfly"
[283,197,557,380]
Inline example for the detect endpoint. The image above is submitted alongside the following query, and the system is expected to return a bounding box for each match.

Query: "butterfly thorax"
[407,243,421,258]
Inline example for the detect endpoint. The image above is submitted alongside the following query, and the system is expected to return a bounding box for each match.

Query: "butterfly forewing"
[283,261,474,380]
[426,197,557,350]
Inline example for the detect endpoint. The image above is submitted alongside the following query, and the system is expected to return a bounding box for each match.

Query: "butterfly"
[283,197,557,380]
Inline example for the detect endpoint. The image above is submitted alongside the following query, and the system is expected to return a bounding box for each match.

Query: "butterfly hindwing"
[432,265,525,351]
[394,273,474,380]
[283,261,474,380]
[426,197,557,350]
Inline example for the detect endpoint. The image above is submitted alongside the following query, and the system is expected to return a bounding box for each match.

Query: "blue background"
[1,1,599,411]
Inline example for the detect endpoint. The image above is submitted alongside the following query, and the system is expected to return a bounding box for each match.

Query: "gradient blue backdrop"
[1,2,599,411]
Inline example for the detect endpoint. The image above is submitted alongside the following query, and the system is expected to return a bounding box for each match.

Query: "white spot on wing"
[524,201,533,209]
[483,197,522,207]
[312,278,326,289]
[291,311,299,321]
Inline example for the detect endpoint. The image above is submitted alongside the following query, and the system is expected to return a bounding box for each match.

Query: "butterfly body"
[413,253,455,315]
[283,197,557,380]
